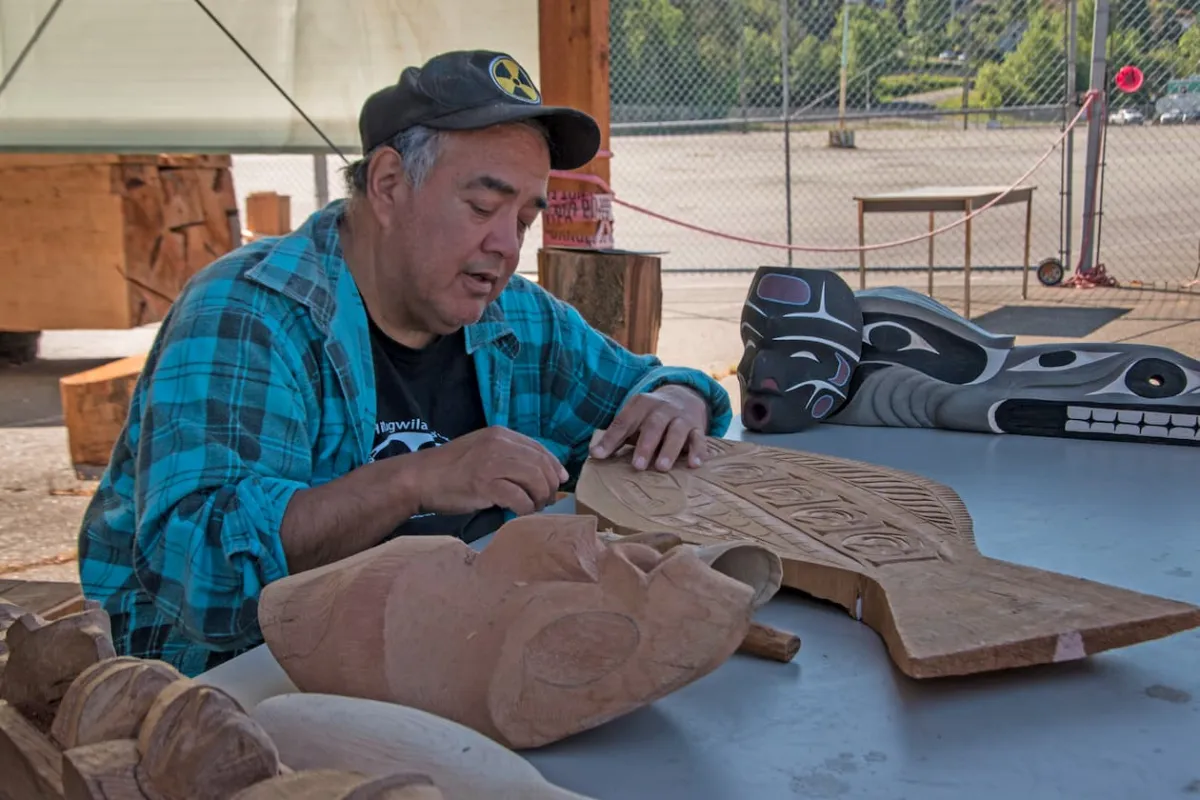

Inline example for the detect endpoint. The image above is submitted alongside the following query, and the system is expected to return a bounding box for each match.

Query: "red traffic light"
[1115,65,1143,93]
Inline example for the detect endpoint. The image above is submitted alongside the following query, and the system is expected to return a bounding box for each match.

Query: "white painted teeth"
[1063,405,1199,440]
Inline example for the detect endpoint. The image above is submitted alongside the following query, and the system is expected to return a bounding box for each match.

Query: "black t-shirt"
[365,313,504,543]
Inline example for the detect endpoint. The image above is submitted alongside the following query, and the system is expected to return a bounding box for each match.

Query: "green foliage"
[608,0,1200,121]
[875,72,963,100]
[904,0,950,59]
[974,6,1066,106]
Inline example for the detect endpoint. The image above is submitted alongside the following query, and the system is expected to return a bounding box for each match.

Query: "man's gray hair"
[342,124,443,195]
[341,118,551,196]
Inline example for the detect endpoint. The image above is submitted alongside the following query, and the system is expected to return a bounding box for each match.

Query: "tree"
[974,7,1066,106]
[905,0,950,60]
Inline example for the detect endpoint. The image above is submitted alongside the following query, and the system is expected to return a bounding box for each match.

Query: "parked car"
[1159,108,1187,124]
[1109,108,1145,125]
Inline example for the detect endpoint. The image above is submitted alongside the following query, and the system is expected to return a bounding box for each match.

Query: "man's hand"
[589,384,711,471]
[405,426,568,517]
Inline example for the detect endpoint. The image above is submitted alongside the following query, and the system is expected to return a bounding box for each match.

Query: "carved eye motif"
[1087,357,1200,399]
[1008,350,1117,372]
[756,273,812,306]
[862,321,938,354]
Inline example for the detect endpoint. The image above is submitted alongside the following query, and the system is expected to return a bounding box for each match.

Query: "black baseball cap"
[358,50,601,171]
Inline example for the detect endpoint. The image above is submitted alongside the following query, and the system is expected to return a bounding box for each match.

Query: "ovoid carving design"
[576,438,1200,678]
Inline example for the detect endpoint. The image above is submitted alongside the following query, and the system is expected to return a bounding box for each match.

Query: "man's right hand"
[405,426,569,517]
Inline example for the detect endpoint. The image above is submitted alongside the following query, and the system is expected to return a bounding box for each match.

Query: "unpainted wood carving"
[576,437,1200,678]
[251,693,592,800]
[0,598,467,800]
[1,604,115,732]
[257,513,773,748]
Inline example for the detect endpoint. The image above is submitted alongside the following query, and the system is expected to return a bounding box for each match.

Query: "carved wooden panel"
[575,438,1200,678]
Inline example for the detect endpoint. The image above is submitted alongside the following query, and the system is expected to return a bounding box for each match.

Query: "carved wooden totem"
[576,438,1200,678]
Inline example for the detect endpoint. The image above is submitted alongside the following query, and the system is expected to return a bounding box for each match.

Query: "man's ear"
[365,147,409,226]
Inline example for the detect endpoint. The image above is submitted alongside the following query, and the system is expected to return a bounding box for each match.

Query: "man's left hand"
[589,384,711,471]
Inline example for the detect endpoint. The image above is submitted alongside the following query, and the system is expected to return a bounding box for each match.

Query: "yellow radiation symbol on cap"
[489,56,541,104]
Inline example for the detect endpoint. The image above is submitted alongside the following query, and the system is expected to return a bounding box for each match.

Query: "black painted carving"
[736,279,1200,447]
[737,267,863,432]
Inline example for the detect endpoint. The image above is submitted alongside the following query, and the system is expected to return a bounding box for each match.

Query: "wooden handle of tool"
[738,621,802,663]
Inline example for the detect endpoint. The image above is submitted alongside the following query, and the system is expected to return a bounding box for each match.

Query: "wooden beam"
[537,0,610,189]
[537,0,612,251]
[535,1,663,353]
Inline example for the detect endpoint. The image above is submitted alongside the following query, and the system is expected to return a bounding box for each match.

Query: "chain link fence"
[1088,0,1200,287]
[604,0,1200,291]
[228,0,1200,293]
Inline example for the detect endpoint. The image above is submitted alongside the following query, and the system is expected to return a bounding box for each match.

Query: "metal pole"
[1076,0,1108,275]
[782,0,793,265]
[1063,0,1078,268]
[838,2,850,130]
[738,0,748,133]
[960,1,971,131]
[0,0,66,101]
[313,154,330,209]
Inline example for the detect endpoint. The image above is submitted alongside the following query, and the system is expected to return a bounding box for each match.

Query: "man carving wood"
[75,50,731,678]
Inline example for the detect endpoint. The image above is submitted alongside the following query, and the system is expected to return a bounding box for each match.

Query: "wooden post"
[537,0,610,201]
[244,191,291,237]
[536,0,662,354]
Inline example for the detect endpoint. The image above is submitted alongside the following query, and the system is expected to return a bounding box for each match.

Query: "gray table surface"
[201,420,1200,800]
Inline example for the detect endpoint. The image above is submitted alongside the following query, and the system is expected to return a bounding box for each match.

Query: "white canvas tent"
[0,0,541,153]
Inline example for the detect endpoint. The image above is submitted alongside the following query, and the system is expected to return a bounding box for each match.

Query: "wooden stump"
[59,355,147,473]
[536,249,662,356]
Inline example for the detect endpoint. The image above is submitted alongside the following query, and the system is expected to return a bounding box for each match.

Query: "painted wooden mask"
[738,267,864,432]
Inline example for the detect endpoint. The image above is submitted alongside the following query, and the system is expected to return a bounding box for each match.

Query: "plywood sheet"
[575,438,1200,678]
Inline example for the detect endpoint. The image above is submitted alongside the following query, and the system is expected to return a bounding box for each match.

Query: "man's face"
[377,124,550,336]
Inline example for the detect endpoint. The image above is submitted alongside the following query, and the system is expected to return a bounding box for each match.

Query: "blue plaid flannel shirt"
[77,199,732,677]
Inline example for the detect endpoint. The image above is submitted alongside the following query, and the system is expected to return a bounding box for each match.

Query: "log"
[59,355,147,473]
[536,249,661,355]
[0,154,241,331]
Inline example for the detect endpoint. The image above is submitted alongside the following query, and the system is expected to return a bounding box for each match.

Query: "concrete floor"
[2,271,1197,584]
